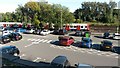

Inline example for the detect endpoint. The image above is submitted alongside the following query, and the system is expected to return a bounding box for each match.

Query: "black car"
[112,46,120,54]
[51,55,71,68]
[59,29,68,35]
[100,40,113,51]
[7,33,22,41]
[75,31,82,36]
[0,45,20,55]
[0,35,11,44]
[103,32,110,38]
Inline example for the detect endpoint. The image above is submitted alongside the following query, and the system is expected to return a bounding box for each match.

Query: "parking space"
[1,32,119,66]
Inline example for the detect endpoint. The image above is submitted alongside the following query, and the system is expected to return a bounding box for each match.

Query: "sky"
[0,0,119,13]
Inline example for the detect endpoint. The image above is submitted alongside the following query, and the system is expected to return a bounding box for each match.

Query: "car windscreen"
[82,39,89,42]
[104,41,112,45]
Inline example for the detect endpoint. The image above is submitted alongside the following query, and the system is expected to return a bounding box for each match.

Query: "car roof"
[102,40,112,43]
[0,45,16,50]
[51,56,68,65]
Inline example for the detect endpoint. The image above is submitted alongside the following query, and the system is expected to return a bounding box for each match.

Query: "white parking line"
[46,40,52,43]
[24,44,33,47]
[19,54,26,58]
[38,39,45,42]
[42,40,48,43]
[33,57,41,62]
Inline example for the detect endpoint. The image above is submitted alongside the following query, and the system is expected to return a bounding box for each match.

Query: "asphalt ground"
[0,32,119,66]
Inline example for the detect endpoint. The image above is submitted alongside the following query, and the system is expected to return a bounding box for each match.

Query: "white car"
[40,30,50,35]
[2,30,14,36]
[24,29,35,34]
[113,33,120,40]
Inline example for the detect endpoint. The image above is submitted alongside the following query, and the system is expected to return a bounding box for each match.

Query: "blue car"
[79,37,92,48]
[16,28,26,33]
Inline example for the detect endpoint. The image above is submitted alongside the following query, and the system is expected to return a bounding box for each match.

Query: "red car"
[58,36,74,46]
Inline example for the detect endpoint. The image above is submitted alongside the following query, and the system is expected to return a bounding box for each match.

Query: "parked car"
[58,36,74,46]
[58,29,68,35]
[40,30,50,35]
[0,35,11,44]
[100,40,113,51]
[53,29,59,35]
[0,45,20,56]
[103,32,110,39]
[79,37,92,48]
[24,29,35,34]
[7,33,22,41]
[2,30,14,36]
[112,46,120,54]
[75,30,83,36]
[0,26,4,32]
[113,33,120,40]
[75,63,94,68]
[33,29,41,35]
[51,55,71,68]
[16,28,26,33]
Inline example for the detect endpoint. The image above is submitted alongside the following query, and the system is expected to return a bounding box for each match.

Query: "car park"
[51,55,71,68]
[79,37,92,48]
[0,35,11,44]
[40,29,50,35]
[100,40,113,51]
[58,36,74,46]
[112,33,120,40]
[0,45,20,56]
[7,33,22,41]
[112,46,120,54]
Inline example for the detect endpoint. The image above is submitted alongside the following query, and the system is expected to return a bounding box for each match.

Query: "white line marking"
[46,40,52,43]
[33,57,41,62]
[42,40,48,43]
[24,44,33,47]
[38,39,44,42]
[28,39,32,41]
[20,54,26,58]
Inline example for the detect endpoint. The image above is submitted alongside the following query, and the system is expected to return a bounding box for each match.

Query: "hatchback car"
[0,45,20,56]
[0,35,11,44]
[112,46,120,54]
[100,40,113,51]
[51,55,71,68]
[79,37,92,48]
[58,36,74,46]
[7,33,22,41]
[40,30,50,35]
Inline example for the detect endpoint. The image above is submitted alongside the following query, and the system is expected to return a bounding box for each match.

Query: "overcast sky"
[0,0,119,13]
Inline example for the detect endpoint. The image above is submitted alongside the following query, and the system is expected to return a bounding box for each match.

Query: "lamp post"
[60,9,62,29]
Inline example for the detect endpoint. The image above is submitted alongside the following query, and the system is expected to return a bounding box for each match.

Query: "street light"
[60,9,62,29]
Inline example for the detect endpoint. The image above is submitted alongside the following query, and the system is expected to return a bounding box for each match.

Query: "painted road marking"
[24,44,33,47]
[33,57,41,62]
[19,54,26,58]
[42,40,48,43]
[46,40,52,43]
